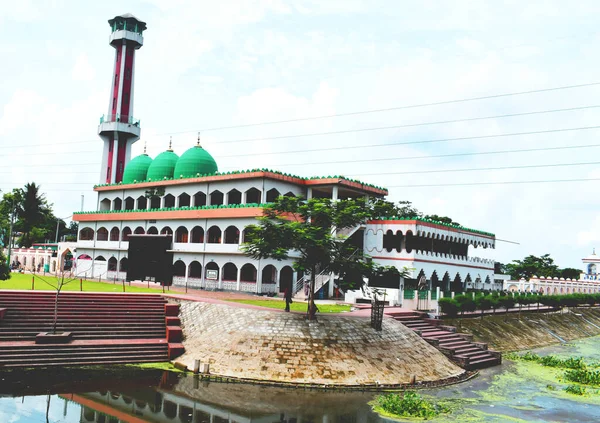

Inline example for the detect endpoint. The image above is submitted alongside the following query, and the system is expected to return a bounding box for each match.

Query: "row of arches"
[99,188,297,211]
[381,230,475,255]
[404,269,494,292]
[79,225,250,245]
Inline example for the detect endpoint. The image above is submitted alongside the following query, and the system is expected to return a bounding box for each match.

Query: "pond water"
[1,337,600,423]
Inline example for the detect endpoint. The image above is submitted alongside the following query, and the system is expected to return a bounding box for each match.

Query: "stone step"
[0,346,167,360]
[439,341,471,350]
[454,346,484,355]
[469,356,502,370]
[0,354,170,368]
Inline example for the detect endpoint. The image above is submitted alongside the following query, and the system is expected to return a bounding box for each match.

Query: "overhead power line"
[4,104,599,151]
[161,82,600,135]
[8,125,600,158]
[386,178,600,188]
[347,160,600,177]
[221,142,600,169]
[215,105,600,146]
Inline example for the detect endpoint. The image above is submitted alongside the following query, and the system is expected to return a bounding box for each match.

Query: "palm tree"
[17,183,50,247]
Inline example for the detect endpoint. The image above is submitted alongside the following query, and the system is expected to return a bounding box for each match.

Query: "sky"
[1,0,600,270]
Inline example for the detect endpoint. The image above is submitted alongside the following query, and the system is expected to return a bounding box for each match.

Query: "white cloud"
[72,54,96,82]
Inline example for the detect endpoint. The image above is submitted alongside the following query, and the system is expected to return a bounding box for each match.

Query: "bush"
[564,385,587,395]
[438,298,459,317]
[454,294,476,314]
[375,391,450,419]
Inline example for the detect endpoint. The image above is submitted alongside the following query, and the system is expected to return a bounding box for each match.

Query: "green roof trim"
[74,203,272,215]
[375,216,495,237]
[94,168,388,192]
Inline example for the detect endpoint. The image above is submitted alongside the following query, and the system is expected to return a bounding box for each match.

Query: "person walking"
[284,281,293,312]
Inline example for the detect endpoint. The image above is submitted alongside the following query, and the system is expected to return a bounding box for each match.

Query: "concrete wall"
[176,301,464,386]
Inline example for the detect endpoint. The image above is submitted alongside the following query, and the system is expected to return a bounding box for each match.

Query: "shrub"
[375,391,450,419]
[439,298,459,317]
[564,385,587,395]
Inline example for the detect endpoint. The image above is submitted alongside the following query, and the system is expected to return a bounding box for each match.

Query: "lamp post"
[7,198,15,266]
[54,215,73,244]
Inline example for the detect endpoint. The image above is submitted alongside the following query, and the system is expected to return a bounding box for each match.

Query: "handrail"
[99,114,141,126]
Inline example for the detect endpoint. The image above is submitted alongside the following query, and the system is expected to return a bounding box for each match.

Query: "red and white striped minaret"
[98,13,147,184]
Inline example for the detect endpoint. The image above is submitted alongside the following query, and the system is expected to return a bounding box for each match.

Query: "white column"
[307,188,313,200]
[332,185,339,201]
[256,266,262,294]
[111,136,119,183]
[328,272,335,298]
[236,267,241,291]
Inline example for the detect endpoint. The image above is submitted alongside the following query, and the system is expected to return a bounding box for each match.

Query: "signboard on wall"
[206,269,218,280]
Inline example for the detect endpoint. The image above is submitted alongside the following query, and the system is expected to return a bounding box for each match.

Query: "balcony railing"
[99,114,140,126]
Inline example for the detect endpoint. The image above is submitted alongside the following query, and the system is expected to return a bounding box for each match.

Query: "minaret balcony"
[98,114,141,138]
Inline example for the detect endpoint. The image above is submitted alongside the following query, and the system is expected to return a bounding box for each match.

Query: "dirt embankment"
[445,308,600,351]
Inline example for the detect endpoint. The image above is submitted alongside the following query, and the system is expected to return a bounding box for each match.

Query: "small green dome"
[173,145,218,178]
[122,153,152,184]
[146,150,179,181]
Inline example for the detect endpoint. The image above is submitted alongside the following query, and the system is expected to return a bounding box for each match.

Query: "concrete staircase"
[0,291,184,368]
[388,311,502,370]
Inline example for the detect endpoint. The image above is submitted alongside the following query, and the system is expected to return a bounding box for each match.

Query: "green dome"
[173,145,218,178]
[122,153,152,184]
[146,150,179,181]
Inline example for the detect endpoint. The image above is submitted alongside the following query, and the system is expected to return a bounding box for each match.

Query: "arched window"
[109,227,120,241]
[79,227,94,241]
[207,226,221,243]
[190,226,204,243]
[97,227,108,241]
[175,226,188,243]
[134,226,145,235]
[283,191,296,198]
[173,260,186,277]
[147,226,158,235]
[178,193,191,207]
[210,190,223,206]
[222,262,238,281]
[262,265,277,284]
[113,198,122,211]
[240,263,257,282]
[280,266,293,293]
[99,198,111,211]
[150,196,160,209]
[193,191,206,207]
[122,226,132,241]
[95,255,106,262]
[108,257,118,271]
[119,257,128,272]
[124,197,135,210]
[266,188,280,203]
[224,226,240,244]
[205,262,219,280]
[188,261,202,278]
[164,194,175,208]
[161,226,173,236]
[227,189,241,205]
[245,188,261,204]
[137,196,147,210]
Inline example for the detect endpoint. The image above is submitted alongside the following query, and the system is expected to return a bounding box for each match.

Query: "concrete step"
[469,356,502,370]
[439,341,471,349]
[0,354,170,367]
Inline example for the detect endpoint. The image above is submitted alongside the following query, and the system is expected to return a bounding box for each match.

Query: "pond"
[1,336,600,423]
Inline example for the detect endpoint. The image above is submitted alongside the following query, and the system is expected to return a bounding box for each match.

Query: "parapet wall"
[176,301,463,386]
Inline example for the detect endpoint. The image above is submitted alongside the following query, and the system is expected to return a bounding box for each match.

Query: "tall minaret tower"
[98,13,147,184]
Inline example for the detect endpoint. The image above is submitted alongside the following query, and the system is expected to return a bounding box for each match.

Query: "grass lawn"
[227,299,351,313]
[0,272,165,293]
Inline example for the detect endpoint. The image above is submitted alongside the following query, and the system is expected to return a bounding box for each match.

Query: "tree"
[505,254,559,280]
[243,196,406,320]
[35,272,78,334]
[475,295,493,319]
[559,268,582,280]
[423,214,460,226]
[0,250,10,280]
[17,183,52,247]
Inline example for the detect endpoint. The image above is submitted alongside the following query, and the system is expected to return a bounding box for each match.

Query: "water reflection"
[0,368,379,423]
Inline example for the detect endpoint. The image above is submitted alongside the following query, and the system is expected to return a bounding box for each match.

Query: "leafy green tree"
[505,254,559,280]
[454,294,476,315]
[244,196,406,320]
[0,250,10,280]
[475,295,493,319]
[559,268,582,280]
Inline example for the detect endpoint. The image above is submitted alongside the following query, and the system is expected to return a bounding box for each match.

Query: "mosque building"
[70,13,501,301]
